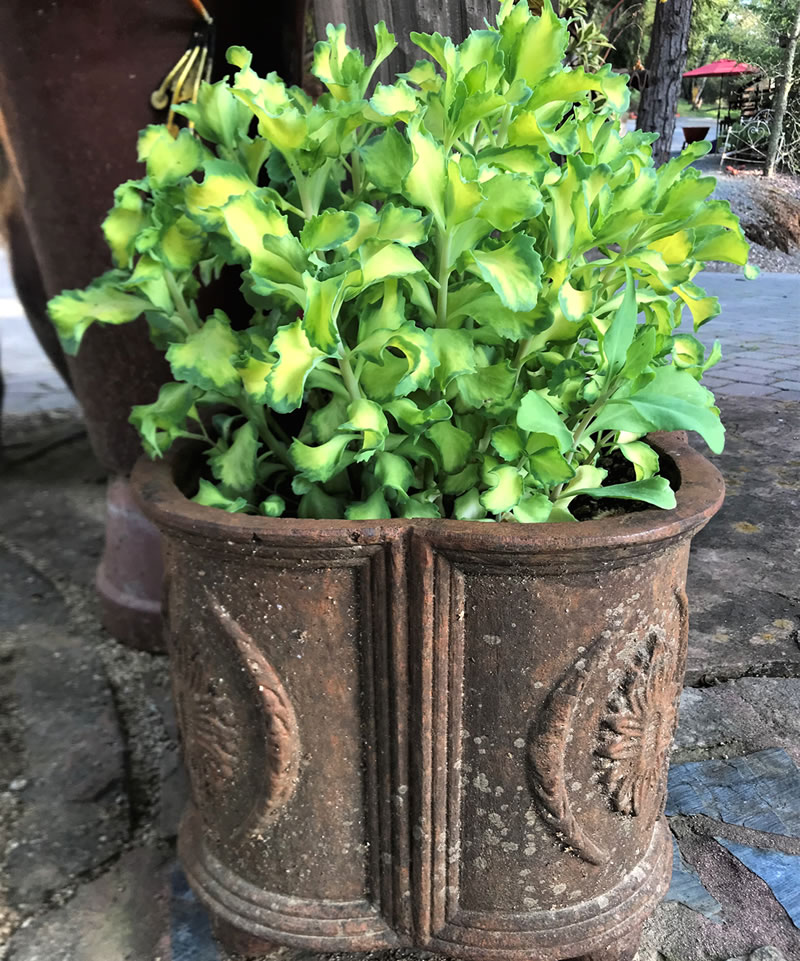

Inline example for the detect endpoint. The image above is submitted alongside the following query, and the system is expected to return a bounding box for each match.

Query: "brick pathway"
[691,273,800,402]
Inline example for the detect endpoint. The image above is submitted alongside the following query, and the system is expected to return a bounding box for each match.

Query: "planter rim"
[132,431,723,553]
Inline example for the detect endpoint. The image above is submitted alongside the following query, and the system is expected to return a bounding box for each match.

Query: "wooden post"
[635,0,695,166]
[312,0,495,82]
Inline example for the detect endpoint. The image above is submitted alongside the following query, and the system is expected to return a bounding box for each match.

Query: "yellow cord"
[166,44,200,136]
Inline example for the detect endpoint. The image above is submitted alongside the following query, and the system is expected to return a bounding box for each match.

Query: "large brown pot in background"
[133,432,723,961]
[0,0,305,651]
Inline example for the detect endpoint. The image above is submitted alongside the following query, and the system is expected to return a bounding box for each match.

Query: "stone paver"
[5,847,172,961]
[685,272,800,401]
[675,678,800,768]
[0,547,129,910]
[684,396,800,684]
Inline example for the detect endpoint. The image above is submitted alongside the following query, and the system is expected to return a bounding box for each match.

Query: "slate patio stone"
[169,867,221,961]
[4,846,171,961]
[674,679,800,767]
[0,548,129,909]
[725,948,788,961]
[666,836,723,919]
[717,840,800,928]
[665,748,800,838]
[684,397,800,685]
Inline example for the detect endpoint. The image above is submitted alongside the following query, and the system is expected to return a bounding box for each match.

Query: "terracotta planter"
[133,433,723,961]
[682,125,711,144]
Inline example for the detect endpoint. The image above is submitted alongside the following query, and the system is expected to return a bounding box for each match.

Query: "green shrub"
[48,0,750,521]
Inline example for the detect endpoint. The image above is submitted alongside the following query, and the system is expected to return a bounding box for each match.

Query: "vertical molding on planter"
[358,534,414,937]
[409,532,435,941]
[383,533,414,935]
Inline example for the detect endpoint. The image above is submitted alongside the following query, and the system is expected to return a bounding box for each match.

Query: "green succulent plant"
[48,0,751,522]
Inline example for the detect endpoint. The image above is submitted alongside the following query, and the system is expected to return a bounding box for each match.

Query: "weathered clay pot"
[0,0,306,650]
[95,475,165,652]
[133,432,723,961]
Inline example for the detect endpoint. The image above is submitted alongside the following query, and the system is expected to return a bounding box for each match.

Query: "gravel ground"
[694,155,800,274]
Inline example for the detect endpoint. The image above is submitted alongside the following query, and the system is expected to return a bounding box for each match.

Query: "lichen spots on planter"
[473,773,491,794]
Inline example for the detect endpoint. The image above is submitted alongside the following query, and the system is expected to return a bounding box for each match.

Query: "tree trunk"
[764,2,800,178]
[312,0,496,83]
[636,0,694,166]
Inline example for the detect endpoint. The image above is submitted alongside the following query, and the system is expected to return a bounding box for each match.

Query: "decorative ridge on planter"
[134,431,723,961]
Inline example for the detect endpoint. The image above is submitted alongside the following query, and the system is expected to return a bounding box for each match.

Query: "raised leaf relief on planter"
[527,635,610,866]
[174,597,300,834]
[175,640,240,810]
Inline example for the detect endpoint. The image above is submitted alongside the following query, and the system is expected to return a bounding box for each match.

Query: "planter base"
[96,475,165,652]
[183,806,670,961]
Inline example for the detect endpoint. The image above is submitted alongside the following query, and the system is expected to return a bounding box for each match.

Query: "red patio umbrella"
[682,60,758,151]
[683,59,756,78]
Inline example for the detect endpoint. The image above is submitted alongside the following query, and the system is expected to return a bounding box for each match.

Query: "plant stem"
[165,271,199,335]
[582,431,612,467]
[242,400,293,469]
[567,395,608,465]
[266,411,292,446]
[351,150,364,196]
[286,157,314,219]
[436,228,453,328]
[513,335,534,370]
[551,419,611,502]
[496,105,513,147]
[338,351,362,403]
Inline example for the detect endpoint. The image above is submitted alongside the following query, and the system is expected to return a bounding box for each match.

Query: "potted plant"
[48,2,750,958]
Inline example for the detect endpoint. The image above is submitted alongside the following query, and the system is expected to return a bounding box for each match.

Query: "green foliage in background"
[48,0,750,522]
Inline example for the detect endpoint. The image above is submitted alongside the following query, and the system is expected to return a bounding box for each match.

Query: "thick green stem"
[165,271,198,335]
[266,411,292,446]
[496,105,513,148]
[338,352,362,403]
[567,395,608,465]
[286,156,315,219]
[242,400,293,469]
[550,410,610,502]
[351,151,364,197]
[436,228,453,328]
[513,335,534,371]
[582,431,613,467]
